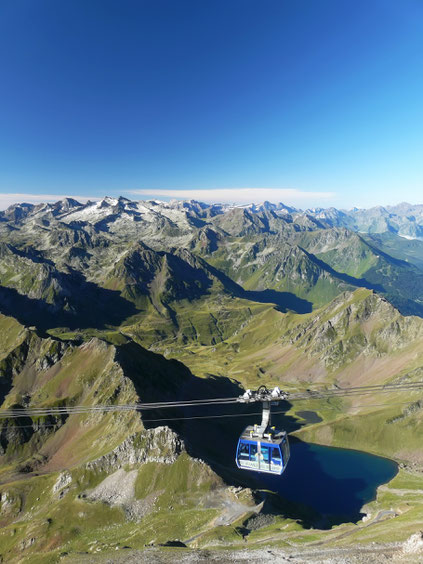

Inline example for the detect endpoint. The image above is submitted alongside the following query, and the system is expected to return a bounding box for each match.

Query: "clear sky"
[0,0,422,209]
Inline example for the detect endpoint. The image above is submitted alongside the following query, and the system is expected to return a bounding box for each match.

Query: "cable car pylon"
[235,386,290,475]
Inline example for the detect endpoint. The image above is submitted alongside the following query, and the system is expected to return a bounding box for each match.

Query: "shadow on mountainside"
[243,289,312,313]
[203,261,313,314]
[115,340,378,529]
[0,283,137,332]
[302,248,423,317]
[301,248,386,292]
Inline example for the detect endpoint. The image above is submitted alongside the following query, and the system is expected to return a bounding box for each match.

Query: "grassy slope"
[299,229,423,316]
[203,237,349,310]
[2,287,423,559]
[0,313,27,361]
[113,289,423,552]
[362,232,423,271]
[0,317,247,561]
[0,454,226,563]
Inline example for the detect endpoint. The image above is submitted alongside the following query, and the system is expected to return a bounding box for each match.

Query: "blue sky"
[0,0,422,209]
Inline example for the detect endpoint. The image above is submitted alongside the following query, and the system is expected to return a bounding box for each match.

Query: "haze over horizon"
[0,192,422,213]
[0,0,422,209]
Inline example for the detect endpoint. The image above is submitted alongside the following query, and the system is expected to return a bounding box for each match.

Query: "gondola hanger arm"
[237,386,289,404]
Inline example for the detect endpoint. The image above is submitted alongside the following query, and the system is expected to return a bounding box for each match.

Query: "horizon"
[0,192,422,213]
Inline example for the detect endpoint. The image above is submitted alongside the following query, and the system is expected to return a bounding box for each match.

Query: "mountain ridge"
[3,197,423,238]
[1,196,423,559]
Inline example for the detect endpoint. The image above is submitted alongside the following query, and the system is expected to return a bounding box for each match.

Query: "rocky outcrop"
[85,427,185,473]
[52,471,72,494]
[84,468,159,521]
[401,532,423,555]
[285,290,423,368]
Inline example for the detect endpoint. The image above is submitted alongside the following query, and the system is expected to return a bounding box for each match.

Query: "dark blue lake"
[159,397,398,527]
[236,439,398,525]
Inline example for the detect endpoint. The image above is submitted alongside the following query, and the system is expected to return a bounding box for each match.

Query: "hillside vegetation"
[1,198,423,561]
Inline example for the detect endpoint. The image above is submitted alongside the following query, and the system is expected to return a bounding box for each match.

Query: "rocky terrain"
[1,197,423,562]
[1,197,422,325]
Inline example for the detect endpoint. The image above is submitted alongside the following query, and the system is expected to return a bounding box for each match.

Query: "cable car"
[236,425,290,475]
[235,389,290,475]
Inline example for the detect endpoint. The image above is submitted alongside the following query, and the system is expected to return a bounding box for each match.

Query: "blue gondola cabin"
[236,425,290,475]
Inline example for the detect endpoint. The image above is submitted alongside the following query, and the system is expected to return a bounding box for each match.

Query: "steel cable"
[1,381,423,420]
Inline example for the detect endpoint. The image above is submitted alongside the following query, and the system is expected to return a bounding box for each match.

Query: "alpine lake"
[234,411,398,528]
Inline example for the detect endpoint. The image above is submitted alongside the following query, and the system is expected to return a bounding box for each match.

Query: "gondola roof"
[239,424,287,444]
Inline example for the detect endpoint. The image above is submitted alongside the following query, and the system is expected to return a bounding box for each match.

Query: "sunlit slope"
[202,236,351,309]
[0,333,140,472]
[362,231,423,271]
[296,228,423,316]
[0,313,27,362]
[0,324,240,562]
[140,288,423,389]
[2,198,423,331]
[2,292,423,559]
[198,226,423,316]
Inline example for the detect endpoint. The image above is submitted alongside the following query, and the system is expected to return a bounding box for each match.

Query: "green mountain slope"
[362,232,423,271]
[202,236,351,309]
[294,228,423,316]
[2,198,423,559]
[0,317,253,561]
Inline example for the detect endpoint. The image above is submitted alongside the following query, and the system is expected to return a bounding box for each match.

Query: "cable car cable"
[6,397,422,430]
[1,381,423,419]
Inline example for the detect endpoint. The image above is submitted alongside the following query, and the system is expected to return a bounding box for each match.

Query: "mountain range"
[1,197,422,325]
[1,196,423,561]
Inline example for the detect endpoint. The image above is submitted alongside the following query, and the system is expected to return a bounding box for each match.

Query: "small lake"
[295,410,323,425]
[236,438,398,527]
